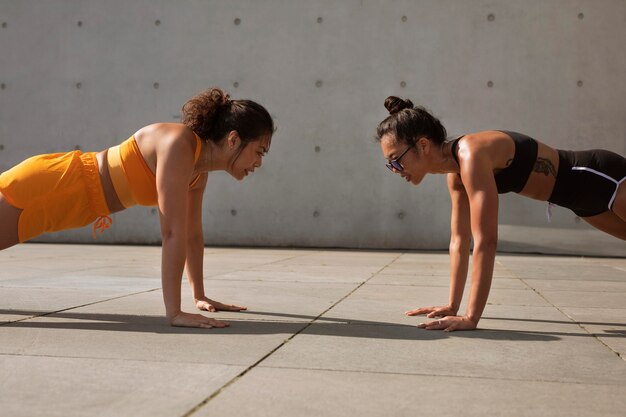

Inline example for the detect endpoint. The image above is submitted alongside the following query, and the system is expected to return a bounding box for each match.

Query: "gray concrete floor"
[1,244,625,417]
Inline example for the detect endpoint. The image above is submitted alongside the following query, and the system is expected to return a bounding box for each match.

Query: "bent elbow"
[474,237,498,253]
[449,236,471,253]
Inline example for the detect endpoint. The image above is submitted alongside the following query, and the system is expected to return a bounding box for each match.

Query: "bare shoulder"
[456,130,514,168]
[132,123,198,175]
[135,123,197,155]
[135,123,196,143]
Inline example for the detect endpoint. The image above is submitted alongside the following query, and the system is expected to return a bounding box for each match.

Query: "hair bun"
[384,96,414,115]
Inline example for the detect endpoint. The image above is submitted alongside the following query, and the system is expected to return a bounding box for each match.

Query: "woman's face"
[226,133,271,181]
[380,133,430,186]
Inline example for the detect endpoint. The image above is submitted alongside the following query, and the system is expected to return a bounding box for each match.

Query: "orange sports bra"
[106,134,203,207]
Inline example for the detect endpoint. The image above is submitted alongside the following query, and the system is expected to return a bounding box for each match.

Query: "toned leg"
[583,210,626,241]
[0,191,21,250]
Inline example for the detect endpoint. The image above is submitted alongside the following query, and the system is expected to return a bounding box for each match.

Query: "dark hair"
[181,88,274,147]
[376,96,447,145]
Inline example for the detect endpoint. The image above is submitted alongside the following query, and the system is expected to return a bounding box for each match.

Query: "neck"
[432,141,460,174]
[197,140,226,172]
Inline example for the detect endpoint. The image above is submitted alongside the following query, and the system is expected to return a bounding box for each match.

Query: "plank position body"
[0,88,274,329]
[376,96,626,332]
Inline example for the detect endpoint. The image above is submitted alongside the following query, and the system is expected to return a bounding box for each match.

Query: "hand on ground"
[417,315,477,332]
[405,305,457,318]
[195,296,248,313]
[169,311,229,329]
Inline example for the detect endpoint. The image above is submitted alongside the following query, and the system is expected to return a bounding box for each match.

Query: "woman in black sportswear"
[376,96,626,332]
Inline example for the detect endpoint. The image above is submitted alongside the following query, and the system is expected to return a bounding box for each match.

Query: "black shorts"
[548,149,626,217]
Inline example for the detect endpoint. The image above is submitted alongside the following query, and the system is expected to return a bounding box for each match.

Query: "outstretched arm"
[156,132,226,329]
[419,155,498,332]
[447,173,472,313]
[461,154,498,326]
[184,173,247,312]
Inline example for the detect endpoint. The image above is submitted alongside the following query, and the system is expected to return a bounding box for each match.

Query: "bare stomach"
[518,141,560,201]
[95,150,126,214]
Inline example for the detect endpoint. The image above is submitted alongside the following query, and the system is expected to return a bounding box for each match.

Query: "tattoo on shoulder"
[533,157,557,177]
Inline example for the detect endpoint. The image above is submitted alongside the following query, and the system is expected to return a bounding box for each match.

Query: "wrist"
[166,309,181,321]
[448,302,460,314]
[465,314,480,325]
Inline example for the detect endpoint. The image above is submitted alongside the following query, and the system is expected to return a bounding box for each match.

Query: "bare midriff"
[95,150,125,214]
[518,141,560,201]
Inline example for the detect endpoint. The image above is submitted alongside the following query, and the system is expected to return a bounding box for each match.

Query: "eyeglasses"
[385,145,413,172]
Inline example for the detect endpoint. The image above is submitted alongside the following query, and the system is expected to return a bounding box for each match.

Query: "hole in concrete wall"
[317,17,323,23]
[231,209,237,216]
[487,14,495,22]
[155,19,161,26]
[400,81,406,88]
[487,80,494,88]
[1,22,7,29]
[151,208,157,215]
[0,144,4,150]
[315,80,323,88]
[233,81,239,88]
[401,16,407,22]
[577,80,583,87]
[397,211,405,220]
[75,82,82,89]
[153,82,160,89]
[315,146,321,153]
[77,21,83,27]
[234,18,241,25]
[313,210,320,218]
[0,83,5,90]
[578,13,584,20]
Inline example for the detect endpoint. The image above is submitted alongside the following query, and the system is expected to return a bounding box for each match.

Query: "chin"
[228,170,246,181]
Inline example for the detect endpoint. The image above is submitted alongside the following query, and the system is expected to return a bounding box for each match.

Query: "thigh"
[612,180,626,222]
[583,210,626,241]
[0,192,22,250]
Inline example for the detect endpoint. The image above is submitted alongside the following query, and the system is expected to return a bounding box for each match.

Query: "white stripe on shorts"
[571,167,625,211]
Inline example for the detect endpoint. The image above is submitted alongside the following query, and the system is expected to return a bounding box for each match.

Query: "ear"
[226,130,240,150]
[417,137,430,154]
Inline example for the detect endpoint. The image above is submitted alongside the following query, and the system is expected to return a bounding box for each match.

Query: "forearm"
[185,235,205,300]
[465,240,497,324]
[161,235,187,319]
[448,238,471,311]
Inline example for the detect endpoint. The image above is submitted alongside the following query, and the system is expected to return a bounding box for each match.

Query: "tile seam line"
[0,288,161,326]
[255,364,626,386]
[206,250,325,277]
[513,273,624,360]
[497,261,626,360]
[180,251,405,417]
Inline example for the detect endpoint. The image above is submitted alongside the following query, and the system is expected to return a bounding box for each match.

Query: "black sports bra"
[450,130,538,194]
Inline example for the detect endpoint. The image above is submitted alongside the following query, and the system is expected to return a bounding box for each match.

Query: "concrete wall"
[1,1,625,254]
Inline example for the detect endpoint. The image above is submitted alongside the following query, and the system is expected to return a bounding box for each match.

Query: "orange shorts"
[0,151,110,242]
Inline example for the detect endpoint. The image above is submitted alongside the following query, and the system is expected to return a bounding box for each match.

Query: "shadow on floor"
[3,309,623,341]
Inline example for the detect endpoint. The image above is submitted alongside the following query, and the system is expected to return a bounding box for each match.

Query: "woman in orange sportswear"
[0,88,274,329]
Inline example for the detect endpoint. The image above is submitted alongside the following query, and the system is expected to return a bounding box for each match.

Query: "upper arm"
[447,173,471,241]
[458,152,499,244]
[156,133,196,238]
[186,173,208,240]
